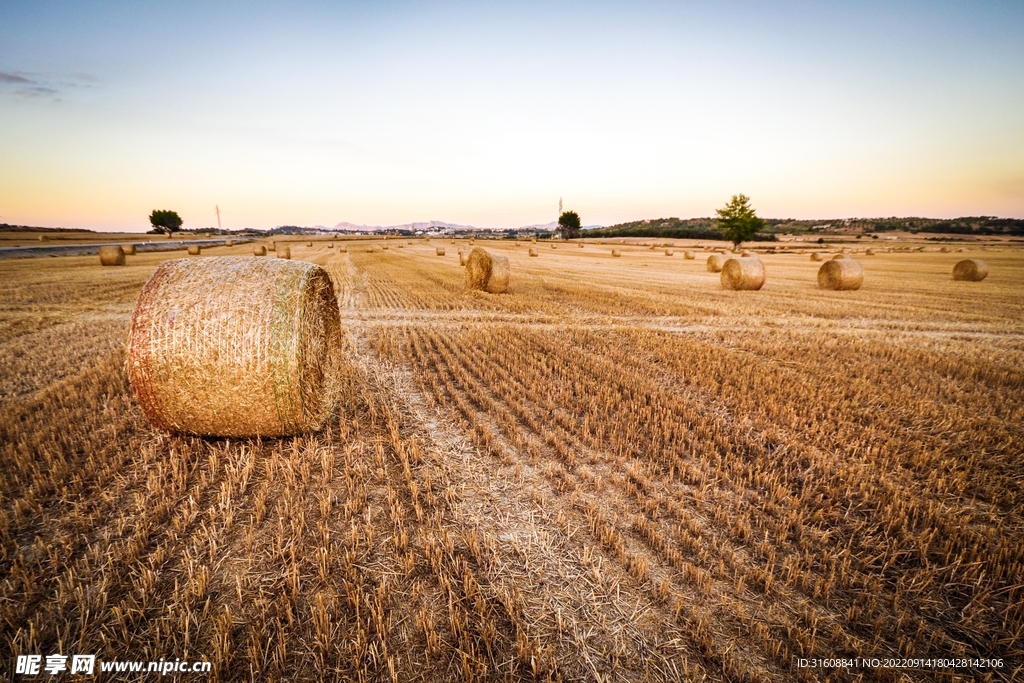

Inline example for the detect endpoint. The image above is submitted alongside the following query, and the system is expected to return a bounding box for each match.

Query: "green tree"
[715,194,765,250]
[149,210,183,234]
[557,210,581,240]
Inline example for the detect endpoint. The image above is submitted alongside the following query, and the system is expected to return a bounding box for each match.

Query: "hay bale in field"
[865,248,875,255]
[340,245,348,253]
[817,258,864,290]
[188,245,201,256]
[127,257,343,437]
[665,249,674,256]
[382,244,389,250]
[810,252,824,261]
[832,253,850,260]
[611,249,621,257]
[458,250,467,266]
[225,240,233,247]
[940,246,950,253]
[551,243,557,249]
[268,242,276,252]
[529,248,539,257]
[578,242,584,248]
[952,259,988,281]
[39,234,48,241]
[121,243,137,255]
[740,250,752,257]
[278,246,291,259]
[465,247,510,293]
[328,242,334,249]
[436,247,446,256]
[253,245,267,256]
[531,237,537,244]
[683,251,695,259]
[706,254,726,272]
[306,241,313,247]
[720,257,765,290]
[99,245,125,266]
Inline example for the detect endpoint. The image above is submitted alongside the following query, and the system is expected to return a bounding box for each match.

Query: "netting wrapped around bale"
[720,257,766,290]
[817,258,864,290]
[188,245,201,255]
[127,257,343,437]
[254,245,267,256]
[121,244,137,255]
[278,246,291,259]
[952,259,989,281]
[465,247,510,293]
[706,254,726,272]
[99,246,125,266]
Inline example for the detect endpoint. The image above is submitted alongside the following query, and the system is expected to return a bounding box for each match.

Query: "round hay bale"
[99,245,125,266]
[127,257,342,437]
[340,245,348,253]
[720,257,765,290]
[578,242,584,248]
[817,258,864,290]
[529,248,539,257]
[268,242,276,252]
[683,251,695,260]
[306,241,313,247]
[531,237,537,244]
[39,234,49,241]
[706,254,726,272]
[458,250,467,266]
[740,250,752,257]
[278,246,291,259]
[382,244,389,250]
[225,239,233,247]
[611,249,621,257]
[810,252,823,261]
[551,243,557,249]
[465,247,510,293]
[188,245,201,256]
[832,253,850,260]
[328,242,334,249]
[940,246,950,253]
[952,259,988,281]
[665,249,673,256]
[436,247,446,256]
[121,243,137,255]
[865,248,875,255]
[253,245,267,256]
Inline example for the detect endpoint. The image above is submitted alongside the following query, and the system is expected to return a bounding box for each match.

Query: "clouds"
[0,70,96,100]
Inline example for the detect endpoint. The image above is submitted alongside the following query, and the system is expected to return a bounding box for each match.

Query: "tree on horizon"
[715,195,765,250]
[557,210,581,240]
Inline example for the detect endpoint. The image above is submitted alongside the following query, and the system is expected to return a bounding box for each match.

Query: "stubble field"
[2,238,1022,681]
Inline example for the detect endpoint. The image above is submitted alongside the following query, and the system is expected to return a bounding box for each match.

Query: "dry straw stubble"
[99,245,125,266]
[818,258,864,290]
[952,259,989,281]
[465,247,510,293]
[127,256,344,436]
[720,256,766,290]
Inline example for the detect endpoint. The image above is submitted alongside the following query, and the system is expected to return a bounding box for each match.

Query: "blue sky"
[1,1,1022,231]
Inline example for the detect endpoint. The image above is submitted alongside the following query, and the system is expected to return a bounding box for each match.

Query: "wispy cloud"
[0,71,97,100]
[0,72,33,84]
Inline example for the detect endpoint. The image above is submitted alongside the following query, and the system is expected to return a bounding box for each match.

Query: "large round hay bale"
[253,245,267,256]
[121,243,137,255]
[436,247,446,256]
[706,254,726,272]
[465,247,510,293]
[817,258,864,290]
[952,259,988,281]
[278,246,291,259]
[683,251,694,259]
[188,245,201,256]
[99,245,125,266]
[127,257,342,437]
[529,248,539,257]
[611,249,621,257]
[720,257,765,290]
[810,252,823,261]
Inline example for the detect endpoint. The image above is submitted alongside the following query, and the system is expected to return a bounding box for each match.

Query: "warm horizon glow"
[2,1,1023,232]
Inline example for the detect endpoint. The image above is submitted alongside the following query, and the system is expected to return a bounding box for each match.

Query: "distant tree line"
[587,217,776,241]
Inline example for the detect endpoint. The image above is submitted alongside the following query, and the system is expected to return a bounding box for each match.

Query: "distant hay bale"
[307,241,313,247]
[531,237,537,243]
[551,243,557,249]
[810,252,824,261]
[188,245,201,255]
[720,257,765,290]
[99,245,125,266]
[865,248,875,255]
[253,245,267,256]
[578,242,584,248]
[683,251,694,259]
[832,253,850,260]
[665,249,673,256]
[278,246,291,259]
[121,243,137,255]
[127,256,343,437]
[436,247,446,256]
[940,246,950,253]
[382,244,389,250]
[465,247,510,293]
[952,259,988,281]
[706,254,726,272]
[740,250,752,257]
[817,258,864,290]
[529,248,539,257]
[328,242,334,248]
[611,249,621,257]
[459,250,467,266]
[340,245,347,253]
[39,234,49,241]
[268,242,276,252]
[225,240,233,247]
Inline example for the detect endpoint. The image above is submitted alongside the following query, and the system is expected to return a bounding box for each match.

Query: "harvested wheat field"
[2,241,1023,682]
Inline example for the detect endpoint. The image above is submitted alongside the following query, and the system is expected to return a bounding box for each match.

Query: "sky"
[1,1,1022,232]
